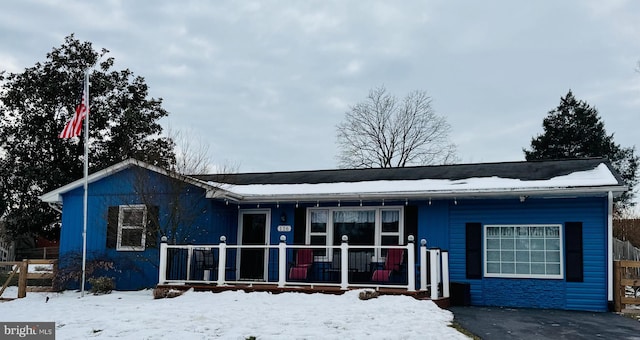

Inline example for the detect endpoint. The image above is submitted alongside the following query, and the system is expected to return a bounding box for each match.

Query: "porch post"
[186,245,193,281]
[429,248,440,299]
[217,236,227,286]
[441,250,450,298]
[420,239,427,291]
[278,235,287,288]
[340,235,349,290]
[407,235,415,292]
[158,236,168,284]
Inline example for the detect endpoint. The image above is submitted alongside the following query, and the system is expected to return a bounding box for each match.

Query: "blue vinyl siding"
[58,167,238,290]
[419,201,450,248]
[447,196,609,311]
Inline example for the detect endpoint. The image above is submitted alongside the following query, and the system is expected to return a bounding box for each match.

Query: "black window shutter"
[404,205,418,244]
[293,207,306,245]
[404,205,419,262]
[146,205,159,248]
[466,222,482,279]
[106,206,119,248]
[565,222,583,282]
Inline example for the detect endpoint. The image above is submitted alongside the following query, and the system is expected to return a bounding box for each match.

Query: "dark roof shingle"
[193,158,624,186]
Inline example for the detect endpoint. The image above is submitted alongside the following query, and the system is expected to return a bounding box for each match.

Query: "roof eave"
[222,185,627,203]
[39,158,220,204]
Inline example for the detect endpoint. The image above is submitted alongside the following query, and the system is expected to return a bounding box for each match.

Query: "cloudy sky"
[2,0,639,174]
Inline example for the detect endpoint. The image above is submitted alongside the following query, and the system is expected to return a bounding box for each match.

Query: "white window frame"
[306,206,404,261]
[308,209,329,258]
[117,205,147,251]
[484,224,563,279]
[380,209,402,248]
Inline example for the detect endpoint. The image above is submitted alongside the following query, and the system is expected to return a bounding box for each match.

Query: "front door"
[238,210,270,280]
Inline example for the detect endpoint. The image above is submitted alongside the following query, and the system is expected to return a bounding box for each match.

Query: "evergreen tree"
[0,34,176,241]
[524,90,638,211]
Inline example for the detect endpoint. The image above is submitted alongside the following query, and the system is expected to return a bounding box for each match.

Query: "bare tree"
[166,127,212,175]
[115,128,237,246]
[336,86,458,168]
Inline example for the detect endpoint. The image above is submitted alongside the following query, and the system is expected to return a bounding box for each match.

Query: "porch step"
[155,283,448,306]
[26,286,56,292]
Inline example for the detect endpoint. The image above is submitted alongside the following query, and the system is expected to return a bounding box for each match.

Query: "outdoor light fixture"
[382,199,385,206]
[454,198,458,205]
[338,200,341,207]
[429,198,432,206]
[519,196,527,203]
[405,198,408,206]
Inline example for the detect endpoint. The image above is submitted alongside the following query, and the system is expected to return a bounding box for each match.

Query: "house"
[0,221,15,262]
[40,157,626,311]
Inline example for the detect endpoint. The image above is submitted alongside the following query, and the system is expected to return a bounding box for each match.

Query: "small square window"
[381,210,399,232]
[117,205,147,251]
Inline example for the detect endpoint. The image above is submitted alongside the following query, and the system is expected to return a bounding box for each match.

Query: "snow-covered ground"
[0,288,468,339]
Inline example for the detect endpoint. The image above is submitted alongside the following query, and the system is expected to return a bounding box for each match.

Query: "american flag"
[59,79,88,138]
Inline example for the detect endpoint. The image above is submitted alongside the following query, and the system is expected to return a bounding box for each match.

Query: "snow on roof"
[40,158,627,204]
[212,163,624,200]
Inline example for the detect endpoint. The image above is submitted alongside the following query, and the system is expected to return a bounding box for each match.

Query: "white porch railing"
[158,235,450,299]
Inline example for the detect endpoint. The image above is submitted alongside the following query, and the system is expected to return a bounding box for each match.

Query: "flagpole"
[80,71,89,297]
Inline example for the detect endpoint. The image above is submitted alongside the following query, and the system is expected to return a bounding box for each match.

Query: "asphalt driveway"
[449,306,640,339]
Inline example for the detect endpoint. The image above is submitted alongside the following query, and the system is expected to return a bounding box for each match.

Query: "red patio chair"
[371,248,404,282]
[289,249,313,281]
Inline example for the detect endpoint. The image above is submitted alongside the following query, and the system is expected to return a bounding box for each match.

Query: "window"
[117,205,147,251]
[484,224,563,279]
[332,210,375,246]
[381,210,401,257]
[307,207,404,260]
[309,210,328,257]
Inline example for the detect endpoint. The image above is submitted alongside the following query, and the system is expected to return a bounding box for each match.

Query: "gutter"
[215,185,627,204]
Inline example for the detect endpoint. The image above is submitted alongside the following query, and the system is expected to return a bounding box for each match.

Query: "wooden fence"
[16,246,59,260]
[0,259,57,300]
[613,260,640,313]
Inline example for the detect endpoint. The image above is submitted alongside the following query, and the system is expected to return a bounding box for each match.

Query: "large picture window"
[307,207,403,260]
[484,224,563,279]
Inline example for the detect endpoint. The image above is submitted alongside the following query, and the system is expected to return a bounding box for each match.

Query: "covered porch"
[157,235,450,302]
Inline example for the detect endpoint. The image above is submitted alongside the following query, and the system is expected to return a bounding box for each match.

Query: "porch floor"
[154,284,450,309]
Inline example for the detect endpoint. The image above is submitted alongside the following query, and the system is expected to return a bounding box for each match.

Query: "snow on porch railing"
[158,235,450,299]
